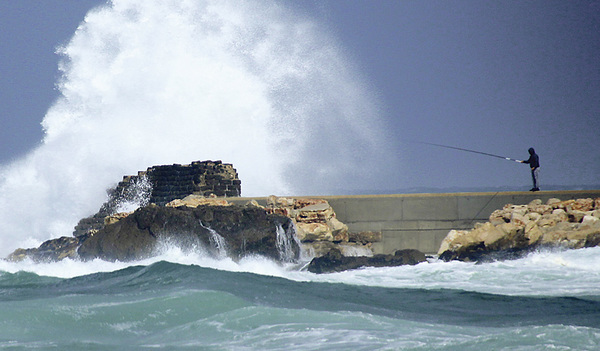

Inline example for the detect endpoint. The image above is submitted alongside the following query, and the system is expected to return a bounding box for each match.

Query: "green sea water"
[1,247,600,350]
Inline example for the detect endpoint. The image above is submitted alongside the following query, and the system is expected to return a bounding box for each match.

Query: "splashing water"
[114,174,152,213]
[208,230,228,259]
[199,221,228,259]
[0,0,396,256]
[275,222,300,262]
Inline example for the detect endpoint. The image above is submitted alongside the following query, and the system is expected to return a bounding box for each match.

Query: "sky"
[1,0,599,193]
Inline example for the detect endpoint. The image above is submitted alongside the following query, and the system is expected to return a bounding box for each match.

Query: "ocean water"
[1,247,599,350]
[1,1,599,349]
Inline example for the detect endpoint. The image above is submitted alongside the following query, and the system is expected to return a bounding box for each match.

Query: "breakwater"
[229,190,600,254]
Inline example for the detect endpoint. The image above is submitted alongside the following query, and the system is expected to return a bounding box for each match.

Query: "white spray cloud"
[0,0,394,255]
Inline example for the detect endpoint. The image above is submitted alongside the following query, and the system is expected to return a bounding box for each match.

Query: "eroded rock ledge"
[5,160,399,271]
[438,197,600,262]
[73,160,241,237]
[262,195,381,257]
[6,193,397,272]
[77,203,296,262]
[8,196,298,263]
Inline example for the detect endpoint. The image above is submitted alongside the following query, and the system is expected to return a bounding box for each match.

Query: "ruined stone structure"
[73,160,240,237]
[143,160,240,205]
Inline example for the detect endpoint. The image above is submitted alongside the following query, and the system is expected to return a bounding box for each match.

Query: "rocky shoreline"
[8,194,600,271]
[6,161,600,272]
[8,193,417,273]
[8,192,600,271]
[438,197,600,262]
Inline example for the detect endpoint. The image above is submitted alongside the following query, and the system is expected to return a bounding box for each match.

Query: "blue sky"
[1,0,599,192]
[1,1,100,162]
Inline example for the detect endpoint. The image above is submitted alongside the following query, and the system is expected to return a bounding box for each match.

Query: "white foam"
[0,0,393,256]
[0,242,296,280]
[299,247,600,297]
[4,245,600,297]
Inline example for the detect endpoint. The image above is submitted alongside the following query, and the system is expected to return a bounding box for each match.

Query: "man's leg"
[531,168,539,191]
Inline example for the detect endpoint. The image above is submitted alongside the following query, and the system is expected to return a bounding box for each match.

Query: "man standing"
[521,148,540,191]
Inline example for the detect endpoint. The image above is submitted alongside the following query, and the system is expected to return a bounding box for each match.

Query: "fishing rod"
[418,141,522,163]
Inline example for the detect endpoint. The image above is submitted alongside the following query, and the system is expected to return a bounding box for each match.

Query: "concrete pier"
[229,190,600,255]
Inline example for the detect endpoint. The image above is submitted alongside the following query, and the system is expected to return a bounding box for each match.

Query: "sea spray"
[337,244,374,257]
[4,245,600,298]
[201,222,229,259]
[114,174,152,213]
[0,0,397,256]
[275,222,300,262]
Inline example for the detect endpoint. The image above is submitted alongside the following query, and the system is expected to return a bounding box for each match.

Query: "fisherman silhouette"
[521,148,540,191]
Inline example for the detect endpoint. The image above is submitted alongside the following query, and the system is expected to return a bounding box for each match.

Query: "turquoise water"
[1,247,600,350]
[1,1,597,348]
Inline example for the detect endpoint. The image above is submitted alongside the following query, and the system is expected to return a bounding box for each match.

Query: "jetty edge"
[229,190,600,255]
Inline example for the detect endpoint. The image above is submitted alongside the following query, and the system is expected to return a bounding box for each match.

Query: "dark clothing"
[530,168,540,190]
[523,150,540,169]
[522,148,540,190]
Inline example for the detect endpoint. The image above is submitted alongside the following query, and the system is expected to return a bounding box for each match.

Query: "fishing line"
[417,141,522,163]
[470,191,499,226]
[412,141,518,225]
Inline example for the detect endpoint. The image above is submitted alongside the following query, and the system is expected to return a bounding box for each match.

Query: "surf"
[0,0,397,256]
[4,243,600,298]
[2,259,600,328]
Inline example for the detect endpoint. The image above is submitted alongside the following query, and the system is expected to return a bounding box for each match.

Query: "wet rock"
[439,197,600,262]
[73,160,241,237]
[77,204,297,262]
[7,236,86,263]
[264,196,377,256]
[306,248,426,274]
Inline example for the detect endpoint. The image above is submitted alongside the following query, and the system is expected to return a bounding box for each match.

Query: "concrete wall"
[229,190,600,255]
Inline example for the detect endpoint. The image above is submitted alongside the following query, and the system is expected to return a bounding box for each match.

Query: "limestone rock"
[569,198,595,212]
[264,196,361,254]
[438,197,600,262]
[165,194,231,208]
[489,210,508,226]
[245,200,263,208]
[104,211,133,226]
[527,199,552,215]
[327,217,349,242]
[296,222,332,242]
[524,222,543,245]
[546,198,562,206]
[263,196,380,259]
[567,209,587,223]
[297,203,335,223]
[437,229,469,255]
[583,215,599,226]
